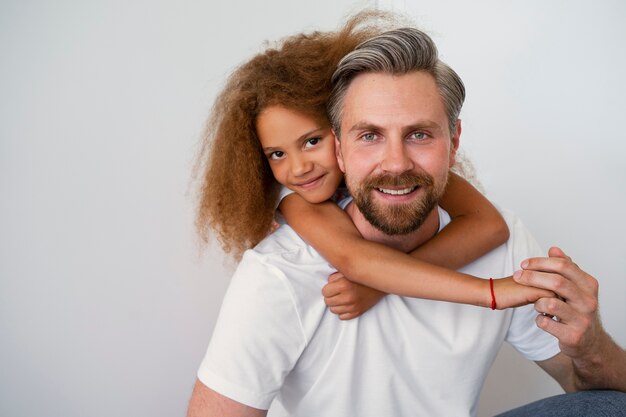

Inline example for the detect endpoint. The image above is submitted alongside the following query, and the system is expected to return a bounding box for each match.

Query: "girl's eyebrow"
[262,127,328,152]
[297,127,327,141]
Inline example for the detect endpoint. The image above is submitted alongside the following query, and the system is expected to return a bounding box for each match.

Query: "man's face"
[335,71,460,235]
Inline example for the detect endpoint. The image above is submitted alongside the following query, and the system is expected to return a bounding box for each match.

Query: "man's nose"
[290,154,314,177]
[380,139,414,173]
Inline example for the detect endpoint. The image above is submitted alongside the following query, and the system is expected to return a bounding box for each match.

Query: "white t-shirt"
[198,207,559,417]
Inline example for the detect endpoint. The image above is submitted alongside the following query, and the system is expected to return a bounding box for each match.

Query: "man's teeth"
[378,187,416,195]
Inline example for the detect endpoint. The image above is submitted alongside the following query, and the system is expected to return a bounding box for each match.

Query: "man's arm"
[187,379,268,417]
[516,247,626,392]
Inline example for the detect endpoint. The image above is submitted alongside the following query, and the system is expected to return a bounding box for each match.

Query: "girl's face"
[256,106,344,203]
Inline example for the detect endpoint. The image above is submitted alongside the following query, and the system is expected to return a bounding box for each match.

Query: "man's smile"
[376,186,418,196]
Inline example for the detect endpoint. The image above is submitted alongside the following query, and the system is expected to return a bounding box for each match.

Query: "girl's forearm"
[280,195,493,307]
[424,172,509,269]
[333,234,492,307]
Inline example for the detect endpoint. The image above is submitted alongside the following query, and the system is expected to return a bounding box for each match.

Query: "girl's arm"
[279,173,552,315]
[412,172,509,268]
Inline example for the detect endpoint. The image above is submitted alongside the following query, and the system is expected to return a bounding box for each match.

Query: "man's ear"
[449,119,462,168]
[333,130,346,173]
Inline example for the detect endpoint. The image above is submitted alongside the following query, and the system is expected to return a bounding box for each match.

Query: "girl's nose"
[290,155,314,177]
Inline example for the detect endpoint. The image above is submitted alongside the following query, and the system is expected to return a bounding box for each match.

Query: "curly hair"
[194,11,398,260]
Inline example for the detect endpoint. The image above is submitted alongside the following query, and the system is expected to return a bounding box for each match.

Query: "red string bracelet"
[489,277,497,310]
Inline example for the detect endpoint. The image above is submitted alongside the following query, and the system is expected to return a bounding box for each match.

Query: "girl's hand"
[269,220,280,234]
[322,272,385,320]
[492,276,556,309]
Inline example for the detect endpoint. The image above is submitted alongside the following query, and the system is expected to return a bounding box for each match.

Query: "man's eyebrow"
[347,122,379,134]
[347,120,443,134]
[407,120,444,132]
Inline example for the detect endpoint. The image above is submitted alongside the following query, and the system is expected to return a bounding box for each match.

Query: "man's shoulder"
[252,224,311,257]
[230,225,332,320]
[478,206,542,257]
[498,207,539,246]
[444,205,543,276]
[439,204,527,235]
[501,207,544,259]
[498,207,524,226]
[240,224,331,274]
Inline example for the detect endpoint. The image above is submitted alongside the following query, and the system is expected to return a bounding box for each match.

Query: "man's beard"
[348,171,447,235]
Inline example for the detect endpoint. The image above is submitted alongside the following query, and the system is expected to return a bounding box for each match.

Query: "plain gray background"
[1,0,624,416]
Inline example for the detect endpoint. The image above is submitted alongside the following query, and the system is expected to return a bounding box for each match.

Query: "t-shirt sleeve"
[197,251,307,409]
[273,186,295,225]
[277,186,294,206]
[504,214,561,361]
[506,304,560,361]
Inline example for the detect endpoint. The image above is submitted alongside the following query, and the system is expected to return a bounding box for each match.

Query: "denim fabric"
[494,390,626,417]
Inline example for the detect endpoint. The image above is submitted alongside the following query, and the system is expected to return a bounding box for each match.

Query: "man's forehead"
[340,71,446,132]
[344,70,437,94]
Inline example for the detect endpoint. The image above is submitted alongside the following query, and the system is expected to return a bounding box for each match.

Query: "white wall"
[1,1,623,417]
[0,1,371,416]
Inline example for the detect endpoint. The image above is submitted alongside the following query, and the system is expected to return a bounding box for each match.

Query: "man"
[188,27,626,416]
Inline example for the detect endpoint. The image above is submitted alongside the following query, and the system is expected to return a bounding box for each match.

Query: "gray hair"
[328,27,465,138]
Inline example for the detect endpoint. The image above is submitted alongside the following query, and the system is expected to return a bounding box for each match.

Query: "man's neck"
[345,202,441,253]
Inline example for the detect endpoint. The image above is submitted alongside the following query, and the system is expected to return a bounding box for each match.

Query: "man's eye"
[305,137,320,148]
[362,133,377,142]
[269,151,285,160]
[411,132,428,140]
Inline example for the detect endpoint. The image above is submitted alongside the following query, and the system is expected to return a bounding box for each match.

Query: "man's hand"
[514,247,600,359]
[322,272,385,320]
[514,247,626,391]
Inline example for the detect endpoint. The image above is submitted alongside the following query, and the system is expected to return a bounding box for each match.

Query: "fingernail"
[513,270,522,280]
[521,260,529,269]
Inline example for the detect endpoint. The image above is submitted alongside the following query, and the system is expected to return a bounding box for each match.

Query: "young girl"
[195,11,553,318]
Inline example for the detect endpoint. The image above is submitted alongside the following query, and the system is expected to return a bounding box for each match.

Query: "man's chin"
[362,204,433,235]
[359,188,442,234]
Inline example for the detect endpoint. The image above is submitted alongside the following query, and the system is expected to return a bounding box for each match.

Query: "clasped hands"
[513,246,602,360]
[323,246,603,361]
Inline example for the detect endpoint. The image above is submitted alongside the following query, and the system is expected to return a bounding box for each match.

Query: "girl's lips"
[295,174,325,189]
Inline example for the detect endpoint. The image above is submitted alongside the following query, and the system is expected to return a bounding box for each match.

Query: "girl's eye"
[268,151,285,160]
[304,137,320,148]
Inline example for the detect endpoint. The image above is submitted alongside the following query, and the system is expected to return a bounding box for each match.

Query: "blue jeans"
[494,390,626,417]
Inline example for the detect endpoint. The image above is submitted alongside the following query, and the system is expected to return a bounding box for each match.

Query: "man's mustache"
[361,172,434,189]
